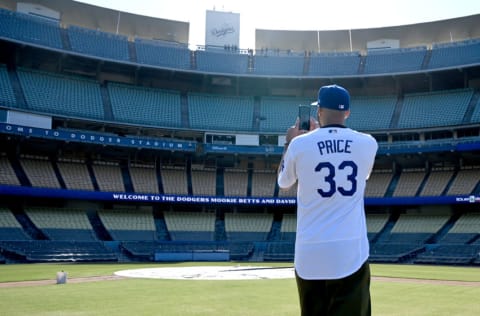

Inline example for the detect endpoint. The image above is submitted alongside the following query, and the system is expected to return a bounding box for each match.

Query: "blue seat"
[0,64,16,107]
[135,38,191,70]
[17,68,104,120]
[68,25,129,61]
[108,83,182,127]
[428,39,480,69]
[0,8,62,49]
[363,47,426,74]
[188,93,254,131]
[196,50,249,74]
[259,96,312,132]
[253,55,304,76]
[348,95,397,130]
[398,89,473,128]
[308,52,360,76]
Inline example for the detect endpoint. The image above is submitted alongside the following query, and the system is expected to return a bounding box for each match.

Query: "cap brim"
[311,101,319,106]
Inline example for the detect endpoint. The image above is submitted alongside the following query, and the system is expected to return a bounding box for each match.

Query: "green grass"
[0,263,479,316]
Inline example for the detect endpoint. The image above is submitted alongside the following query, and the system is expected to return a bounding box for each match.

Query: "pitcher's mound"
[115,266,295,280]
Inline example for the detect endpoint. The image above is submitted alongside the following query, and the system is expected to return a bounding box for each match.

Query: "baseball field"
[0,262,479,315]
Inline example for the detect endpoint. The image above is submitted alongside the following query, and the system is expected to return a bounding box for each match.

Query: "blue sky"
[76,0,480,48]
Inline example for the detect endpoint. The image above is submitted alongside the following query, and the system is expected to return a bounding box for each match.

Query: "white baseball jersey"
[278,125,378,280]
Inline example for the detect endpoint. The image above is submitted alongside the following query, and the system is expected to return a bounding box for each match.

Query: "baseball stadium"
[0,0,479,315]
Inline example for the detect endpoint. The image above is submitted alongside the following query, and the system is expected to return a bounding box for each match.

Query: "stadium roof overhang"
[255,14,480,54]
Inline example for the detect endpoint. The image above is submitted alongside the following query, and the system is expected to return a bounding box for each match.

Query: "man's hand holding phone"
[284,106,319,145]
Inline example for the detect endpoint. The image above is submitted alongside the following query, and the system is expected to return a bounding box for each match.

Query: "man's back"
[278,125,378,279]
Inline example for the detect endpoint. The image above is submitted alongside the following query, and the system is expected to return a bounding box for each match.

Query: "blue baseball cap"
[311,84,350,111]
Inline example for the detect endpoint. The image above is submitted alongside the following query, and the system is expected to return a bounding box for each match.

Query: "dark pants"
[295,261,371,316]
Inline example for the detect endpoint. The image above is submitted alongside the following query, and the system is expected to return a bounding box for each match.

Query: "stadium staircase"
[462,90,480,123]
[441,168,459,195]
[180,92,190,128]
[250,242,267,262]
[51,160,67,189]
[153,210,171,241]
[86,210,112,241]
[120,162,134,192]
[247,52,254,73]
[59,27,71,50]
[428,213,461,244]
[127,41,137,63]
[186,159,193,195]
[12,207,48,240]
[303,53,310,75]
[373,213,399,244]
[358,55,367,74]
[6,65,28,109]
[415,169,430,197]
[421,50,432,69]
[100,83,114,121]
[8,154,30,186]
[389,94,404,129]
[155,160,164,193]
[214,216,227,241]
[474,180,480,195]
[246,163,253,196]
[190,50,196,70]
[384,169,400,197]
[86,161,100,191]
[252,96,261,131]
[267,218,282,241]
[216,168,224,196]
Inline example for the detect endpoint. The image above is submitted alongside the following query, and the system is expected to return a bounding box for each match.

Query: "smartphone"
[298,105,311,130]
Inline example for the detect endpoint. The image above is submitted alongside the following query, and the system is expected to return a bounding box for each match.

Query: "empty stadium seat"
[108,82,182,127]
[259,96,311,132]
[366,214,389,241]
[308,52,360,76]
[0,208,30,240]
[16,68,104,120]
[0,154,21,186]
[224,213,273,241]
[191,166,216,196]
[25,207,97,241]
[398,89,473,129]
[92,161,125,192]
[57,159,95,191]
[129,163,159,194]
[428,39,480,69]
[414,244,480,265]
[363,47,426,74]
[347,95,397,130]
[251,170,276,197]
[446,166,480,195]
[0,8,62,49]
[223,169,248,197]
[392,169,426,197]
[20,155,61,189]
[365,170,393,198]
[196,50,249,74]
[188,93,254,131]
[0,64,16,107]
[163,212,216,241]
[253,54,304,76]
[68,25,129,61]
[99,208,156,241]
[0,240,117,262]
[439,213,480,244]
[135,38,191,70]
[279,214,296,241]
[160,165,188,195]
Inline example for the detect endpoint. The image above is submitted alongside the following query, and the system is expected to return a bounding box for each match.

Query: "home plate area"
[115,266,295,280]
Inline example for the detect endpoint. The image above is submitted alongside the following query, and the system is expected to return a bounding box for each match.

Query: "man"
[278,84,378,316]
